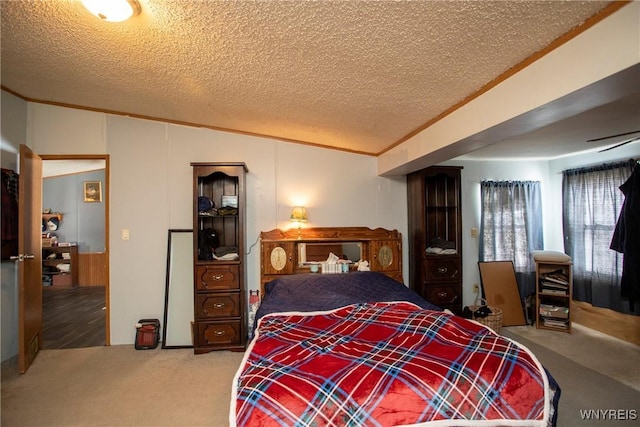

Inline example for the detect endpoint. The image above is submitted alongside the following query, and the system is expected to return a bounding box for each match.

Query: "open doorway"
[41,155,110,349]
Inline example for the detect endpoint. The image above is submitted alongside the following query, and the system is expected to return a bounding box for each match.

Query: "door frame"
[41,154,111,346]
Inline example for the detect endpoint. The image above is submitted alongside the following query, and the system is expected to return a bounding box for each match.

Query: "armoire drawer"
[195,321,242,347]
[425,258,460,282]
[195,264,239,291]
[195,293,240,319]
[424,284,460,306]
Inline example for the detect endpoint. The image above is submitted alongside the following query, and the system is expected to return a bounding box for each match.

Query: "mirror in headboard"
[298,242,363,264]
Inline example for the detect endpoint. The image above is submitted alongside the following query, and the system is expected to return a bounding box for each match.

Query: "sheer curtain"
[562,160,635,314]
[479,181,543,298]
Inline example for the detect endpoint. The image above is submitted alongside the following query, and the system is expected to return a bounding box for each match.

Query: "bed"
[230,228,560,427]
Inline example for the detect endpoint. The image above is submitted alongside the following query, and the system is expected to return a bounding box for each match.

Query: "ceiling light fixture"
[81,0,141,22]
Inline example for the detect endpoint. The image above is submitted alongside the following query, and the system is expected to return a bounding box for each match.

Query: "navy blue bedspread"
[254,271,440,330]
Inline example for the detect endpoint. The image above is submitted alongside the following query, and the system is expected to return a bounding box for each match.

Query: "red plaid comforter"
[231,302,549,426]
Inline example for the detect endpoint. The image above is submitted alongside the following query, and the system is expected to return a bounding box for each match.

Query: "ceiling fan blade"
[588,130,640,143]
[598,136,640,153]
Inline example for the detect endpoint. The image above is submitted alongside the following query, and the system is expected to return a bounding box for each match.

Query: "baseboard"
[572,300,640,346]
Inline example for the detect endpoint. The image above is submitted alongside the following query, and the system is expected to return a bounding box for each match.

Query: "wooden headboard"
[259,227,402,296]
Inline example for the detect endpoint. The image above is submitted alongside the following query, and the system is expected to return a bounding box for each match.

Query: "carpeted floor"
[504,323,640,392]
[1,346,244,427]
[503,326,640,427]
[2,324,638,427]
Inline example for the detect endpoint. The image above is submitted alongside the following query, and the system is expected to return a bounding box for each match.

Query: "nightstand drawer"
[425,258,460,282]
[196,321,242,346]
[195,264,239,291]
[424,284,460,306]
[195,293,240,319]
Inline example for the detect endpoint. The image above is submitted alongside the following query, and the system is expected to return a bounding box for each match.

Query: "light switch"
[121,229,130,240]
[471,227,478,238]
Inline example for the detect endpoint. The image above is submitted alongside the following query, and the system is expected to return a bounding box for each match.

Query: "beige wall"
[27,104,408,345]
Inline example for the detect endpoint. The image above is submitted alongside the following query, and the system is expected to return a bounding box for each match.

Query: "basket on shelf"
[468,298,503,333]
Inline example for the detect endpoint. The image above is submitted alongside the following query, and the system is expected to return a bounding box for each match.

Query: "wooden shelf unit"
[42,213,63,222]
[535,258,572,333]
[191,162,248,354]
[42,245,78,288]
[408,166,463,314]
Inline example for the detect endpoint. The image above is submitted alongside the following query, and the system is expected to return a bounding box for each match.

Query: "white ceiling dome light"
[81,0,141,22]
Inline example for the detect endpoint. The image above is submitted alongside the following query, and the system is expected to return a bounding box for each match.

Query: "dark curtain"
[479,181,543,299]
[562,160,636,315]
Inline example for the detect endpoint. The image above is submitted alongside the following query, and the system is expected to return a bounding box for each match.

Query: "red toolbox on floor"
[135,319,160,350]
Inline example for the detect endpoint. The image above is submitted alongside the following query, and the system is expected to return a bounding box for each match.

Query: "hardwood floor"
[42,286,106,349]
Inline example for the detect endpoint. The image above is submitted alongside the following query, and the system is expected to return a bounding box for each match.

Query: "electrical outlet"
[472,283,480,294]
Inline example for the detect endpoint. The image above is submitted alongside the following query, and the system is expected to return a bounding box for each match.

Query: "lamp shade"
[290,206,308,222]
[81,0,141,22]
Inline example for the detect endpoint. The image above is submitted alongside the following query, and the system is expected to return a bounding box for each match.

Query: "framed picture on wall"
[83,181,102,202]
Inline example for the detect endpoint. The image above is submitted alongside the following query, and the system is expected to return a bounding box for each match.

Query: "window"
[562,160,635,314]
[479,181,543,297]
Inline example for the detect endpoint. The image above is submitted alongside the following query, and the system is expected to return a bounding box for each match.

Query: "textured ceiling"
[0,0,623,156]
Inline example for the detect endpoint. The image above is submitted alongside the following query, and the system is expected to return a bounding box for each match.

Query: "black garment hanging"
[610,160,640,311]
[1,168,19,260]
